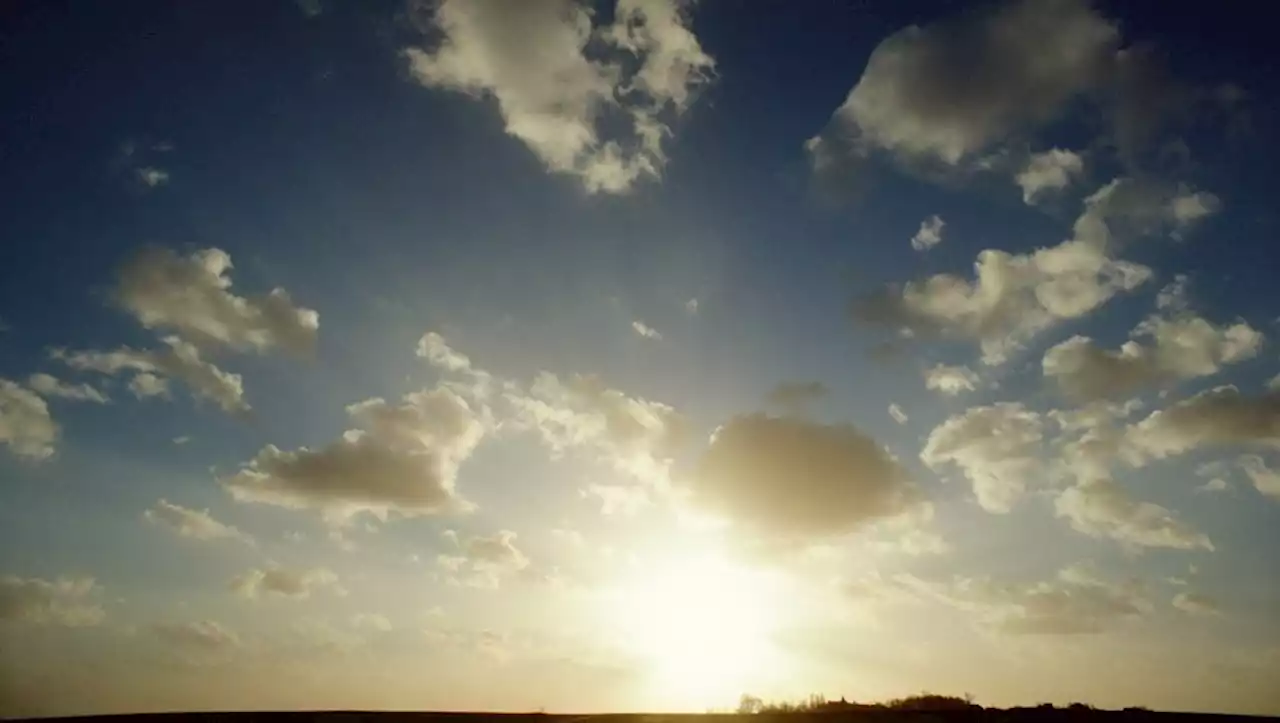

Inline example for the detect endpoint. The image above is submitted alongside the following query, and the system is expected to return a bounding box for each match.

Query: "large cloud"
[230,566,343,599]
[921,402,1043,513]
[53,337,249,416]
[807,0,1118,168]
[687,414,921,546]
[143,499,253,545]
[404,0,713,193]
[1042,304,1262,401]
[0,380,58,459]
[222,386,483,522]
[115,247,318,355]
[0,575,104,626]
[1123,386,1280,465]
[855,178,1218,364]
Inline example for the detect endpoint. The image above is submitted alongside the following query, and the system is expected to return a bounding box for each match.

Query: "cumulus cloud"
[54,337,249,416]
[416,331,475,373]
[1055,478,1213,551]
[230,566,343,599]
[888,403,908,425]
[437,530,530,588]
[631,320,662,340]
[688,414,921,547]
[114,247,318,356]
[1122,386,1280,465]
[766,381,828,412]
[922,402,1043,513]
[150,620,241,652]
[403,0,714,194]
[910,214,945,251]
[923,363,979,396]
[1237,455,1280,500]
[1172,591,1221,616]
[223,386,484,523]
[1042,305,1262,401]
[855,178,1218,364]
[1016,148,1084,204]
[0,380,58,459]
[0,575,104,626]
[26,373,108,404]
[807,0,1118,169]
[143,499,253,545]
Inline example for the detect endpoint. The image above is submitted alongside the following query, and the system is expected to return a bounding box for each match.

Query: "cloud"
[581,483,651,516]
[0,575,104,626]
[230,566,343,599]
[1122,386,1280,466]
[350,613,392,632]
[854,178,1218,364]
[923,363,979,396]
[1055,478,1213,551]
[114,247,318,356]
[1172,591,1221,616]
[437,530,530,588]
[888,403,908,425]
[922,402,1043,513]
[1016,148,1084,204]
[403,0,714,194]
[135,167,170,188]
[807,0,1118,169]
[684,298,699,315]
[1042,305,1262,401]
[416,331,475,373]
[766,381,828,411]
[0,380,58,459]
[630,320,662,340]
[54,337,249,415]
[26,374,109,404]
[1237,455,1280,500]
[910,215,945,251]
[150,620,241,652]
[506,371,685,487]
[143,499,253,545]
[224,386,484,523]
[688,414,921,546]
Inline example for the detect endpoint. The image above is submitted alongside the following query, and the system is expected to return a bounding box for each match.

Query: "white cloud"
[54,337,249,416]
[404,0,714,193]
[114,247,318,355]
[150,620,241,652]
[1237,455,1280,500]
[1016,148,1084,204]
[688,414,922,547]
[224,386,484,523]
[922,402,1043,513]
[437,530,530,589]
[1043,309,1262,401]
[684,298,699,315]
[856,178,1218,364]
[135,167,170,188]
[807,0,1118,168]
[1123,386,1280,466]
[1196,477,1229,494]
[26,373,108,404]
[0,379,58,459]
[0,575,104,626]
[416,331,475,373]
[1172,591,1221,616]
[923,363,979,396]
[910,214,945,251]
[1055,478,1213,551]
[143,499,253,545]
[230,566,343,599]
[631,320,662,340]
[888,403,908,425]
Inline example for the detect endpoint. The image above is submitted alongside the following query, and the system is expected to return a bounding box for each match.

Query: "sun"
[604,551,784,710]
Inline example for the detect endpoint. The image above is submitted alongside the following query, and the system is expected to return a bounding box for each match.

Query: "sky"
[2,0,1279,717]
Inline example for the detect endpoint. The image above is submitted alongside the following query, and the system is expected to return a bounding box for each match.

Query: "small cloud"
[172,435,191,445]
[26,373,109,404]
[136,167,170,188]
[350,612,392,632]
[1016,148,1084,204]
[685,298,699,315]
[230,566,343,600]
[910,214,945,251]
[144,499,254,545]
[295,0,323,17]
[1172,591,1221,616]
[888,403,908,425]
[923,364,979,396]
[631,320,662,340]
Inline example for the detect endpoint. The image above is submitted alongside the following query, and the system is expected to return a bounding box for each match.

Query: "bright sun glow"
[605,551,784,710]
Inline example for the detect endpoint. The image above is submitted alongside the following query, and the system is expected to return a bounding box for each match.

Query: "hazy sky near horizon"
[2,0,1279,717]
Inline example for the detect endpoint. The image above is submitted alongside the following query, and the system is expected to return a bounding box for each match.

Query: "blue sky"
[2,0,1279,717]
